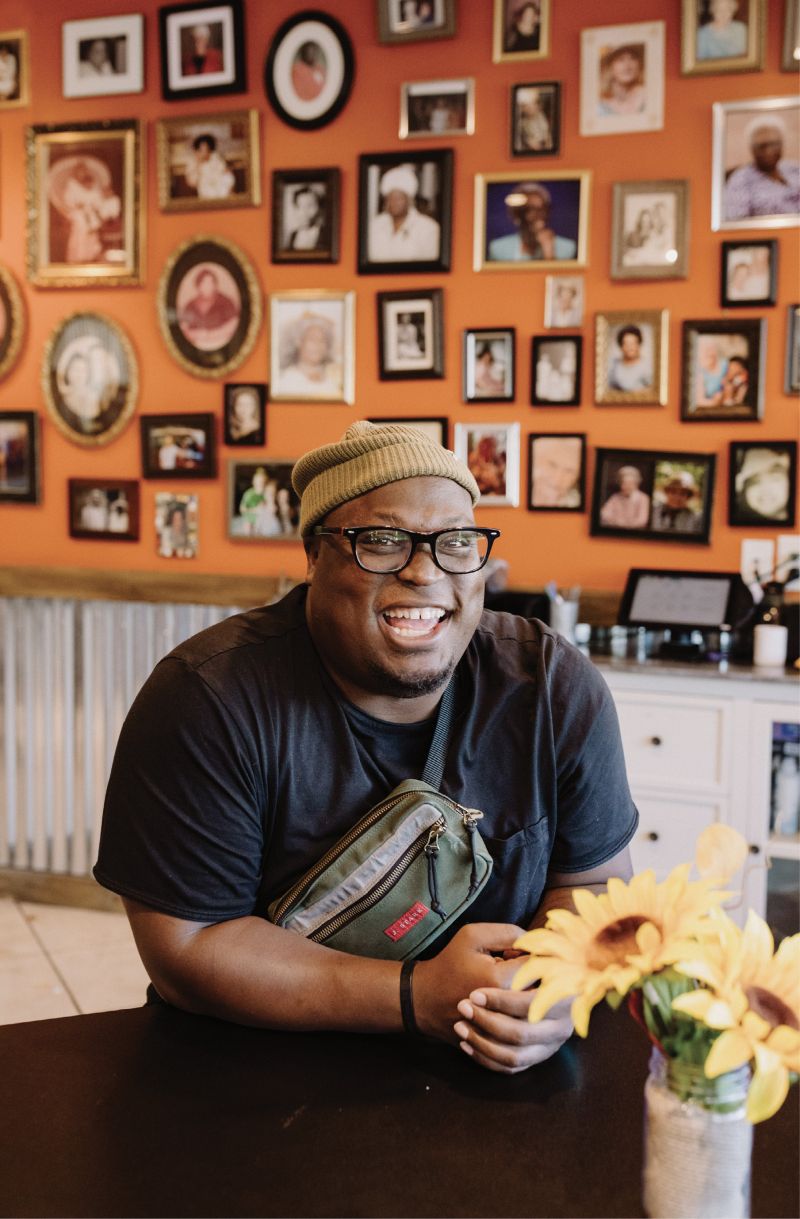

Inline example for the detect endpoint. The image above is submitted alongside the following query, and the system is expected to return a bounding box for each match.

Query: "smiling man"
[95,420,637,1073]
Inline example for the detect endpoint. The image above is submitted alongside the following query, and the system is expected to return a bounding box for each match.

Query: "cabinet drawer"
[614,694,729,793]
[630,794,726,880]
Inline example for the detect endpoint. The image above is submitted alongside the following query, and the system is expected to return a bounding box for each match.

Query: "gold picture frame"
[26,119,143,288]
[156,109,261,212]
[492,1,551,63]
[681,0,765,77]
[0,29,30,109]
[474,171,591,271]
[0,264,26,381]
[41,312,139,447]
[157,234,263,380]
[594,309,669,406]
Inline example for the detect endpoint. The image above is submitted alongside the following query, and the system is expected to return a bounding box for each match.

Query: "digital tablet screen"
[622,572,734,629]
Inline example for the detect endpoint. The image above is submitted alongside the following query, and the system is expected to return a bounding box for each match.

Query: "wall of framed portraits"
[0,0,797,593]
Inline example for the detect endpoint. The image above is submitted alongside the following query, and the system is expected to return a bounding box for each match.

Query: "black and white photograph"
[611,180,689,279]
[729,441,797,527]
[400,78,474,138]
[721,239,778,306]
[68,478,139,540]
[358,150,453,273]
[42,312,138,447]
[62,14,144,98]
[463,329,515,402]
[223,383,266,445]
[510,82,560,156]
[377,289,444,380]
[531,336,582,406]
[271,169,340,263]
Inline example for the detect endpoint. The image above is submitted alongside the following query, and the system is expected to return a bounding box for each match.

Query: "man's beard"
[364,656,454,700]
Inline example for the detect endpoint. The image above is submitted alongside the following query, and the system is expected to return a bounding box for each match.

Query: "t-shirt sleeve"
[547,643,639,874]
[93,656,266,922]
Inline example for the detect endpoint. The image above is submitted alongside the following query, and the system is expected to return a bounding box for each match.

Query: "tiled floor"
[0,896,150,1025]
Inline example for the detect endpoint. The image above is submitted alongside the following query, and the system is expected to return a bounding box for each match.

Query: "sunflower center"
[587,915,654,970]
[745,985,799,1030]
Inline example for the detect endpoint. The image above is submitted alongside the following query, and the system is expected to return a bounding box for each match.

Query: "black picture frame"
[264,10,354,131]
[785,304,800,394]
[462,328,515,403]
[140,412,217,479]
[271,168,340,264]
[720,240,778,308]
[358,149,454,274]
[528,433,586,513]
[510,81,561,157]
[227,458,301,541]
[68,478,140,541]
[159,0,246,102]
[376,288,444,380]
[0,411,39,504]
[681,318,766,422]
[591,446,716,545]
[367,415,449,446]
[728,441,797,529]
[531,335,582,406]
[223,383,267,446]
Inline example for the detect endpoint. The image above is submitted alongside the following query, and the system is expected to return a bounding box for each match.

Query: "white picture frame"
[453,421,520,507]
[580,21,665,137]
[711,95,800,232]
[62,14,144,98]
[269,290,355,404]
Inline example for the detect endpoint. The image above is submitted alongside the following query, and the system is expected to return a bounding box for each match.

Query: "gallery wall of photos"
[0,0,797,591]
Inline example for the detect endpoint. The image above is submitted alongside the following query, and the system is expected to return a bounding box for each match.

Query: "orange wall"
[0,0,796,590]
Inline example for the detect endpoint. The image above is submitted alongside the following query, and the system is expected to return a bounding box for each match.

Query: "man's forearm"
[528,882,609,930]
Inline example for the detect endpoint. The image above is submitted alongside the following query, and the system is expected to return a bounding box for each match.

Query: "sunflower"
[671,911,800,1123]
[512,863,728,1037]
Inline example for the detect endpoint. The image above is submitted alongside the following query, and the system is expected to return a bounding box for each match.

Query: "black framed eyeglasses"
[312,525,501,574]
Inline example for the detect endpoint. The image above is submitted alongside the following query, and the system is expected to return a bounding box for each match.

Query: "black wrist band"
[399,958,419,1036]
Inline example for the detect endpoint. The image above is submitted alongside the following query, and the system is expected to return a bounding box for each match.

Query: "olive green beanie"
[292,420,480,536]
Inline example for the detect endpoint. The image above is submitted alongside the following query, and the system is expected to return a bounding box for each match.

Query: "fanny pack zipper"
[272,791,483,925]
[308,820,447,944]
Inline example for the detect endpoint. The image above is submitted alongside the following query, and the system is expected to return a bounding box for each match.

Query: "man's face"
[385,189,411,219]
[517,190,548,233]
[305,477,485,718]
[751,126,783,174]
[664,482,692,509]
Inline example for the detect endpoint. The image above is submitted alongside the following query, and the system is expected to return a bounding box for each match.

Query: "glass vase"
[642,1047,753,1219]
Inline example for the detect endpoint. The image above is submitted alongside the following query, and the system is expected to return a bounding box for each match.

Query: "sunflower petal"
[747,1048,789,1123]
[695,824,748,881]
[705,1029,753,1077]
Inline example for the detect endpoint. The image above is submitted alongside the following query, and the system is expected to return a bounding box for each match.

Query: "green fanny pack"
[267,682,493,960]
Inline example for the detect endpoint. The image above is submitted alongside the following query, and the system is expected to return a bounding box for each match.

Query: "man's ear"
[304,537,320,584]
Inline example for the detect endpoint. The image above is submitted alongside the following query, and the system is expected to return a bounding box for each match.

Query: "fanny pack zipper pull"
[425,820,447,921]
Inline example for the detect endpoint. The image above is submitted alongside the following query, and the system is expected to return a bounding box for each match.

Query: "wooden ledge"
[0,566,298,607]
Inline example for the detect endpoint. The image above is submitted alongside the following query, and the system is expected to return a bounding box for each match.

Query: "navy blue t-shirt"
[94,585,638,939]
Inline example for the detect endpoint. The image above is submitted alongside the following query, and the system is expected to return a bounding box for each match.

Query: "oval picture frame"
[265,10,354,131]
[0,263,26,381]
[157,234,262,379]
[41,312,138,448]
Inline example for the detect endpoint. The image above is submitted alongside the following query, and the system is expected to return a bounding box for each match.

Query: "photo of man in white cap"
[368,162,441,263]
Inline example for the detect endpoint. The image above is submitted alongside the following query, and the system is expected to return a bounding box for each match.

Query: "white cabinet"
[596,659,800,926]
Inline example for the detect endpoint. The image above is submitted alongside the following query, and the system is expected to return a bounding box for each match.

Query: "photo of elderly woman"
[270,293,354,403]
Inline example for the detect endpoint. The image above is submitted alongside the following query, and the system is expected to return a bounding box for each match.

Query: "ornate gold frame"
[0,264,26,381]
[0,29,30,109]
[41,312,139,448]
[594,309,669,407]
[26,119,143,288]
[157,234,263,379]
[156,108,261,213]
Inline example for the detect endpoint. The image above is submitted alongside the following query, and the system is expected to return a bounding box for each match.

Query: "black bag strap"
[420,678,456,788]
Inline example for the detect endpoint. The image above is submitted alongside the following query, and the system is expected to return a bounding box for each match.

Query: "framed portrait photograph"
[155,492,198,559]
[271,168,340,264]
[0,412,39,504]
[224,382,266,446]
[159,0,245,101]
[531,336,582,406]
[463,328,515,403]
[721,239,777,306]
[68,479,139,541]
[400,78,474,139]
[594,309,669,406]
[270,291,355,404]
[543,275,584,329]
[783,0,800,71]
[41,312,138,448]
[377,288,444,381]
[0,29,30,108]
[528,433,586,512]
[265,11,353,130]
[681,318,766,421]
[729,440,797,528]
[785,304,800,393]
[0,264,25,382]
[474,172,590,271]
[610,180,689,280]
[712,96,800,231]
[140,413,216,479]
[681,0,764,76]
[227,459,301,541]
[157,235,262,379]
[591,447,716,544]
[367,416,448,446]
[453,422,521,507]
[493,0,550,62]
[376,0,456,45]
[156,109,260,212]
[62,14,144,98]
[510,81,560,157]
[358,150,453,274]
[580,21,665,137]
[26,119,142,288]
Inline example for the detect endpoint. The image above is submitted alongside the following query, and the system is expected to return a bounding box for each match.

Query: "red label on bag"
[384,901,430,941]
